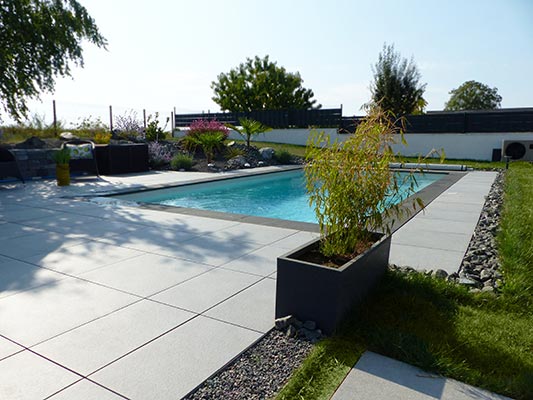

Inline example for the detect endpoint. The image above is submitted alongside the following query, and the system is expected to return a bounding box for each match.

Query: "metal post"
[171,111,174,132]
[109,105,113,133]
[143,109,147,129]
[52,100,57,136]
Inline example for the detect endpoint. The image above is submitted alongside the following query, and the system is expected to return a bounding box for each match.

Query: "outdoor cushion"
[66,143,92,159]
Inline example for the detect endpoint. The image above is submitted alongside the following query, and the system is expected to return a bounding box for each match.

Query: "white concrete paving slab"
[0,277,138,346]
[48,379,126,400]
[79,253,213,297]
[205,278,276,333]
[331,351,512,400]
[32,300,195,375]
[0,336,24,360]
[90,315,261,400]
[0,222,43,241]
[220,245,290,277]
[0,257,68,299]
[389,243,466,274]
[151,267,261,313]
[24,241,145,275]
[270,230,320,250]
[168,235,265,266]
[390,171,497,273]
[0,350,80,400]
[0,230,88,260]
[206,223,297,245]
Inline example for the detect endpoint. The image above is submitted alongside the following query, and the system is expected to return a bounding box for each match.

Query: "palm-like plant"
[226,118,272,148]
[193,132,224,163]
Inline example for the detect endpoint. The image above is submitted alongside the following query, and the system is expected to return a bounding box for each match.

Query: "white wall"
[173,128,533,161]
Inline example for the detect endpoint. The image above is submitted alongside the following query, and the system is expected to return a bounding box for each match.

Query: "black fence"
[176,108,533,133]
[175,108,343,129]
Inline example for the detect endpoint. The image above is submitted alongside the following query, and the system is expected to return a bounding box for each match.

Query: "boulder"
[225,155,247,170]
[259,147,275,160]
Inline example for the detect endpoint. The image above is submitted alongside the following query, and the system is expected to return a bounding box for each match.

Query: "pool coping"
[95,167,467,234]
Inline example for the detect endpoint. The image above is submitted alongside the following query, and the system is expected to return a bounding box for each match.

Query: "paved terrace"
[0,168,497,399]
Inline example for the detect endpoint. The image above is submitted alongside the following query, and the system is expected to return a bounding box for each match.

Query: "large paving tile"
[269,230,320,250]
[79,253,212,297]
[332,351,511,400]
[169,235,264,266]
[49,379,126,399]
[0,206,61,222]
[25,241,144,276]
[90,316,261,400]
[0,257,67,299]
[416,207,482,223]
[120,210,239,234]
[0,222,43,241]
[95,225,200,254]
[205,278,276,333]
[389,243,465,274]
[151,268,261,313]
[397,218,476,235]
[0,231,88,260]
[0,336,24,360]
[0,277,138,346]
[33,300,195,375]
[392,229,472,253]
[0,350,80,400]
[19,213,104,233]
[207,223,297,245]
[220,245,289,277]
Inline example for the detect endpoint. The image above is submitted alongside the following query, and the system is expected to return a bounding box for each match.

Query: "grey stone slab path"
[389,171,497,274]
[0,169,319,400]
[332,351,512,400]
[0,169,500,399]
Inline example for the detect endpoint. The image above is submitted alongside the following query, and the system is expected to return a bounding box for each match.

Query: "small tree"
[0,0,107,121]
[226,118,272,148]
[305,106,422,257]
[369,44,426,116]
[211,55,320,112]
[444,80,502,111]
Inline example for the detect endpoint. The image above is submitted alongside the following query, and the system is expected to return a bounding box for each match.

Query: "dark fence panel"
[176,108,533,133]
[175,108,342,129]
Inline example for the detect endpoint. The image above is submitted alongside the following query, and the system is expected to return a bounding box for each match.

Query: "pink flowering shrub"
[187,119,229,139]
[148,141,173,168]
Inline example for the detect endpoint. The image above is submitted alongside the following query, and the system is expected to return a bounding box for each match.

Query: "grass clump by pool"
[276,162,533,400]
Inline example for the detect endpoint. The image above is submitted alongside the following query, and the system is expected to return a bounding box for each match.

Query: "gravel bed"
[455,170,506,292]
[183,329,313,400]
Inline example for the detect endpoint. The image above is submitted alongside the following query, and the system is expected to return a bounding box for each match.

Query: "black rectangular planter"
[95,144,149,175]
[276,234,391,335]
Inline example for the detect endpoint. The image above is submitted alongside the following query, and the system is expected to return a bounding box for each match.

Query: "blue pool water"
[116,170,444,223]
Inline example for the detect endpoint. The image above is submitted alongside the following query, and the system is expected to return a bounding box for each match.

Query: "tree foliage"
[211,55,320,112]
[444,80,502,111]
[0,0,107,121]
[370,44,426,116]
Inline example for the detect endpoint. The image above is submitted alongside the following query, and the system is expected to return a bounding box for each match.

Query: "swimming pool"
[114,169,445,224]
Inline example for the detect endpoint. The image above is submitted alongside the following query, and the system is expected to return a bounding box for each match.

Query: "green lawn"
[276,162,533,400]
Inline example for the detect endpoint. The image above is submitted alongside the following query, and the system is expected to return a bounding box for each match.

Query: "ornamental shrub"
[187,119,229,140]
[170,153,194,171]
[148,141,172,168]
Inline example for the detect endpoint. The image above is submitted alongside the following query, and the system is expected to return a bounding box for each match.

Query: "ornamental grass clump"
[305,106,422,258]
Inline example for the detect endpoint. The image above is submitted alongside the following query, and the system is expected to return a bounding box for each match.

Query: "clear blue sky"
[22,0,533,126]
